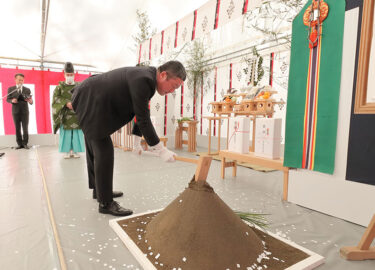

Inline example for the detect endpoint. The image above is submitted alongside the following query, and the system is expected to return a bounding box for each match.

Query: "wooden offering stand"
[209,90,285,117]
[175,120,198,152]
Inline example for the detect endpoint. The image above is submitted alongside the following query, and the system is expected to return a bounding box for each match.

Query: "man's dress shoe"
[15,145,24,150]
[99,201,133,216]
[93,190,123,199]
[23,145,30,149]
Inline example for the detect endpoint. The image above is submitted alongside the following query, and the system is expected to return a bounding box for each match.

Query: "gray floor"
[0,145,374,270]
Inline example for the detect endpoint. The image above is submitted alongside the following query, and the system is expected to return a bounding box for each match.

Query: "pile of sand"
[145,178,265,269]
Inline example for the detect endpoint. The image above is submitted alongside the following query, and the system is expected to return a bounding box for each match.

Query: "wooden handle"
[194,156,212,181]
[174,155,212,181]
[175,156,198,164]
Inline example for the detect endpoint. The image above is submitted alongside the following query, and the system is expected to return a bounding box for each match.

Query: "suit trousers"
[12,113,29,146]
[84,136,114,203]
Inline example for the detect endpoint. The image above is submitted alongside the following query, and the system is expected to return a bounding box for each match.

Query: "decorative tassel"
[309,27,318,48]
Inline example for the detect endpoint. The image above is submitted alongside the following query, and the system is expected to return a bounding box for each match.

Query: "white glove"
[148,142,176,162]
[132,135,143,155]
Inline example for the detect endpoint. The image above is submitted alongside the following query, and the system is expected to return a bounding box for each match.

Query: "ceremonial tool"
[175,155,212,181]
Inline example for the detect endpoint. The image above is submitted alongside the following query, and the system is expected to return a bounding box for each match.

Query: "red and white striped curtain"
[0,67,90,135]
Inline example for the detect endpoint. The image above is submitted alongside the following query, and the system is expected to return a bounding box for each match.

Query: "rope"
[35,147,67,270]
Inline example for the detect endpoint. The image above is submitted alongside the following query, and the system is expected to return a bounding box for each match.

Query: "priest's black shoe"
[93,190,123,199]
[23,145,30,149]
[99,201,133,216]
[15,145,23,150]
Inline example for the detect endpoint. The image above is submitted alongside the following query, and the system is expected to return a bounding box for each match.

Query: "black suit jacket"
[72,66,160,146]
[7,86,32,114]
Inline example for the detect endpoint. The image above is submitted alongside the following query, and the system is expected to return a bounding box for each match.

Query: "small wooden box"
[241,100,257,113]
[265,100,274,114]
[254,99,275,115]
[234,104,244,112]
[222,101,235,113]
[257,100,267,113]
[210,102,222,113]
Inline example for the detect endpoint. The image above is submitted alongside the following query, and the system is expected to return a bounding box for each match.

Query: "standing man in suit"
[7,73,33,149]
[72,61,186,216]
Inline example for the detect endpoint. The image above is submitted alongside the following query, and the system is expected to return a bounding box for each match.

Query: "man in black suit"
[7,73,33,149]
[72,61,186,216]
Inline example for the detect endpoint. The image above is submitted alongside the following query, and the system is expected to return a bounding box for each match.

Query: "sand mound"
[145,178,264,269]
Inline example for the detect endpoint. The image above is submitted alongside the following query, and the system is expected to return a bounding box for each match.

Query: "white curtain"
[150,32,162,61]
[162,23,177,56]
[176,13,195,47]
[194,0,217,40]
[247,0,263,11]
[216,64,230,138]
[271,50,290,142]
[201,69,216,136]
[166,93,176,137]
[150,92,165,137]
[140,39,150,63]
[217,0,245,27]
[182,77,195,119]
[231,60,248,90]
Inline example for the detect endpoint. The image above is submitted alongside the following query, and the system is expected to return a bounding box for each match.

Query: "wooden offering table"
[175,120,198,152]
[203,116,230,155]
[219,150,290,201]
